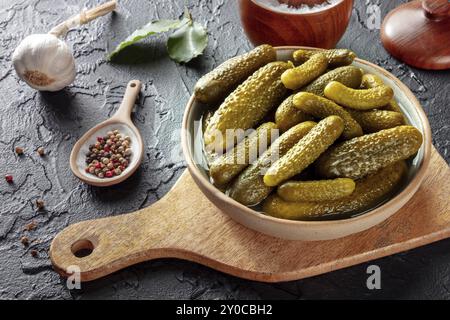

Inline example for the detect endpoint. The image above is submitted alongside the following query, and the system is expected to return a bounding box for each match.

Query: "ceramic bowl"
[238,0,354,48]
[181,46,432,241]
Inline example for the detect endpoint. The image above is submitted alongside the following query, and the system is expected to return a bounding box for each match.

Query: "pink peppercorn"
[105,171,114,178]
[5,175,13,183]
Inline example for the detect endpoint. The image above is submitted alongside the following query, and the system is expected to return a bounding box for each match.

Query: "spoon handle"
[113,80,142,121]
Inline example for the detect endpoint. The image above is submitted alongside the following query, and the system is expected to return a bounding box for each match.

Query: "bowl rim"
[181,45,432,227]
[248,0,350,17]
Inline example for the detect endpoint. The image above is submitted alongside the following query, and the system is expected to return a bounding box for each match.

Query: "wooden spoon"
[69,80,144,187]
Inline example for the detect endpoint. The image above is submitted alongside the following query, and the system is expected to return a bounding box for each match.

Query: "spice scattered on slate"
[5,174,13,183]
[15,146,24,155]
[36,199,44,210]
[21,236,29,246]
[37,147,45,156]
[24,221,37,232]
[85,129,132,179]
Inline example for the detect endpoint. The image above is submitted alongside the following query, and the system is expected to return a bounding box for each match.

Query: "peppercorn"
[5,175,13,183]
[20,236,29,246]
[15,146,24,155]
[84,128,131,179]
[37,147,45,156]
[36,199,44,210]
[24,221,37,231]
[30,250,38,257]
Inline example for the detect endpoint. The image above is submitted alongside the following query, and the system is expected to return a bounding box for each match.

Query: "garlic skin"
[12,34,76,92]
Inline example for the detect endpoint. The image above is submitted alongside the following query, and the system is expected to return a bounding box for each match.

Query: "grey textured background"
[0,0,449,300]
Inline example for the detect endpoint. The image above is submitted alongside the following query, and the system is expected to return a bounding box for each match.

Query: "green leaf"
[108,19,185,60]
[167,18,208,63]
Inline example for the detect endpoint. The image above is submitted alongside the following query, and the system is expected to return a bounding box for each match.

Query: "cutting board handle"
[49,171,192,281]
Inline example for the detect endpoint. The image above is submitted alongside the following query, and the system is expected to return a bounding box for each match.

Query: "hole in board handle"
[71,239,94,258]
[130,82,136,88]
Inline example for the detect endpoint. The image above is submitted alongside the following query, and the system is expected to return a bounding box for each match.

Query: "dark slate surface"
[0,0,449,300]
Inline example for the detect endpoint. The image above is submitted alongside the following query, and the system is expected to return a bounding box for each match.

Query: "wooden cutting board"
[50,147,450,282]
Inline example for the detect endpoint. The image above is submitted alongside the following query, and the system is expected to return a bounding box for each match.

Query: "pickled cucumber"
[281,53,328,90]
[347,109,405,133]
[204,61,292,150]
[277,178,356,202]
[293,49,356,68]
[361,74,404,114]
[324,81,394,110]
[274,66,362,133]
[316,126,423,180]
[361,73,384,89]
[304,66,363,97]
[263,161,407,220]
[229,121,316,206]
[275,95,313,132]
[194,45,276,104]
[264,116,345,187]
[293,92,363,140]
[209,122,277,186]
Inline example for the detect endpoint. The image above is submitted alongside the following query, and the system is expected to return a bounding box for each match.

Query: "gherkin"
[275,95,313,133]
[293,49,356,68]
[274,66,363,133]
[209,122,277,186]
[195,44,276,104]
[303,66,363,96]
[293,92,363,140]
[324,81,394,110]
[229,121,316,206]
[316,126,423,180]
[204,61,292,150]
[277,178,356,202]
[347,109,405,133]
[361,73,404,115]
[264,116,345,187]
[281,53,328,90]
[263,161,407,220]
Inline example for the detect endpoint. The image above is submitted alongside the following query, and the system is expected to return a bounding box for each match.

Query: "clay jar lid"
[381,0,450,70]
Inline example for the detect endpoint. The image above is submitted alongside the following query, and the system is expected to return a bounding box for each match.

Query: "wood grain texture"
[238,0,353,48]
[50,147,450,283]
[381,0,450,70]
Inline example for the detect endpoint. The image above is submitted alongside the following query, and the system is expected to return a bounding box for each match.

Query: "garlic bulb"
[12,34,76,92]
[11,1,116,92]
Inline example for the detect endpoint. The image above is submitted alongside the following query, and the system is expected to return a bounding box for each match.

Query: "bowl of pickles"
[181,45,431,241]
